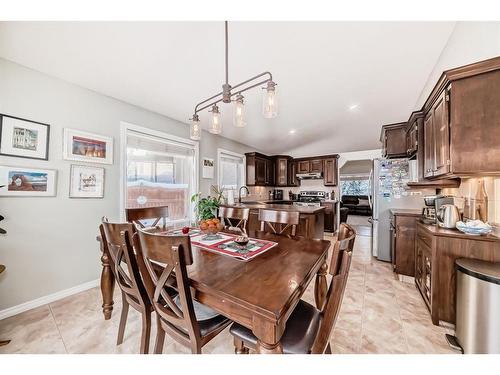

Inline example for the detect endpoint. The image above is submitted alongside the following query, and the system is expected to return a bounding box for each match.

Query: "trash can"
[454,258,500,354]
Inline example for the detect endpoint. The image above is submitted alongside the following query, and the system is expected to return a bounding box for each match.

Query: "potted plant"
[191,186,225,239]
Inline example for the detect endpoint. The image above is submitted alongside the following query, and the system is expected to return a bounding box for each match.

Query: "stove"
[293,191,326,208]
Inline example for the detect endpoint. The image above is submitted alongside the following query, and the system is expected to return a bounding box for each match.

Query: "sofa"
[340,195,372,216]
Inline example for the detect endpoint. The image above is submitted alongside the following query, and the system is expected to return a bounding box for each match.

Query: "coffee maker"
[421,195,456,224]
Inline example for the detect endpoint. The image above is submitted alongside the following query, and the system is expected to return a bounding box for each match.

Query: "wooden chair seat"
[230,299,321,354]
[168,313,230,338]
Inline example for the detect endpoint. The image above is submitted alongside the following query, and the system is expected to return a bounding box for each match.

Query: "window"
[217,149,245,195]
[121,123,198,227]
[341,179,370,196]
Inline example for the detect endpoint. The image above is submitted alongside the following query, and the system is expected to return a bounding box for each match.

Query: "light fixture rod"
[225,20,229,85]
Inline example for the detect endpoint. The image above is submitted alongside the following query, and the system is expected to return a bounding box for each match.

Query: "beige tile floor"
[0,232,457,354]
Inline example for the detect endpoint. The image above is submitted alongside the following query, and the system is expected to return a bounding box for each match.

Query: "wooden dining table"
[97,230,331,353]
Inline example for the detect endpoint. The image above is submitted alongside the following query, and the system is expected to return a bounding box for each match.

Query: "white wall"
[415,22,500,109]
[0,58,258,311]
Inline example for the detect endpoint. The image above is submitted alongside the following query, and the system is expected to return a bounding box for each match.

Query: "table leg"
[314,260,328,310]
[0,340,10,347]
[256,340,283,354]
[100,249,115,320]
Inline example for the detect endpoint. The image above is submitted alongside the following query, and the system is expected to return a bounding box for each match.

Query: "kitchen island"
[220,201,325,239]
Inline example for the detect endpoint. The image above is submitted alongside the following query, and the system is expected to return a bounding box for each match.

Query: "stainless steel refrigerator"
[369,158,432,262]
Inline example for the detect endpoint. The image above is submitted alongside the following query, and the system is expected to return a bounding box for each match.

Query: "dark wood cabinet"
[265,157,275,186]
[321,201,337,233]
[431,90,450,177]
[423,111,434,178]
[406,120,418,157]
[380,122,407,158]
[297,160,310,173]
[245,152,274,186]
[288,160,298,186]
[391,214,417,277]
[274,156,289,187]
[323,158,338,186]
[310,159,323,173]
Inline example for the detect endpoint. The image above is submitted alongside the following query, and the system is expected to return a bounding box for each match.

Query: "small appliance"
[436,204,461,228]
[272,189,283,200]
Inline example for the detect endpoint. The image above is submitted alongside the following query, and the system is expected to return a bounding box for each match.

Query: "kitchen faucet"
[238,185,250,204]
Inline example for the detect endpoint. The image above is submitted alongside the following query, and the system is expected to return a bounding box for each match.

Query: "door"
[297,160,310,173]
[275,158,288,186]
[265,158,274,186]
[322,202,334,232]
[394,216,416,277]
[255,157,266,185]
[423,112,434,178]
[432,90,450,177]
[310,159,323,173]
[323,158,337,186]
[288,161,298,186]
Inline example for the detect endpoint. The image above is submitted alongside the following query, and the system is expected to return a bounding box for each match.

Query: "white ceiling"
[0,21,456,155]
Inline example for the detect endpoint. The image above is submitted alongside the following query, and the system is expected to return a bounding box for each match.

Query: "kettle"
[436,204,461,229]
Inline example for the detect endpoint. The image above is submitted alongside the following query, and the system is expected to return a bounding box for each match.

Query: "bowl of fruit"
[199,218,224,240]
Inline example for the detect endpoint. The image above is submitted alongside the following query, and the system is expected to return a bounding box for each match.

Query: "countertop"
[417,221,500,242]
[220,201,325,214]
[390,208,422,217]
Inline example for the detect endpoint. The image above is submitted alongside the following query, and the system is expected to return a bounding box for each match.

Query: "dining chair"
[133,227,232,354]
[219,206,250,234]
[99,218,152,354]
[125,206,169,229]
[258,209,300,237]
[229,223,356,354]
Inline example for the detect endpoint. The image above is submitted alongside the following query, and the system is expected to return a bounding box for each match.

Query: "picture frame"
[69,164,105,198]
[63,128,113,165]
[0,165,57,197]
[0,113,50,160]
[202,157,214,179]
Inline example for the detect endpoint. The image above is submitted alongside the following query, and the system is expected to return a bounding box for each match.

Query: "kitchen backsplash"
[242,180,340,201]
[443,177,500,225]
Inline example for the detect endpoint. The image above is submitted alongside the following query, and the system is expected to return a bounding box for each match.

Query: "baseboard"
[0,278,99,321]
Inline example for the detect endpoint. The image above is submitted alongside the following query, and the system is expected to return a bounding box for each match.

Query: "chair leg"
[116,296,129,346]
[234,337,249,354]
[154,326,166,354]
[325,343,332,354]
[190,342,202,354]
[139,311,151,354]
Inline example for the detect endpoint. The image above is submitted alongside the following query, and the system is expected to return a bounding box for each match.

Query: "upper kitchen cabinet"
[274,155,291,187]
[310,159,323,173]
[245,152,272,186]
[406,111,420,158]
[380,122,408,158]
[323,157,338,186]
[421,56,500,178]
[297,160,311,173]
[288,160,299,186]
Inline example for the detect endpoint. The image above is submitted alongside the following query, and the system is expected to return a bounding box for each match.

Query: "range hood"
[296,172,323,180]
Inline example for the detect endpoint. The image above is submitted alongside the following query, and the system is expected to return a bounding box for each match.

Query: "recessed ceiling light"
[289,129,296,134]
[348,104,359,111]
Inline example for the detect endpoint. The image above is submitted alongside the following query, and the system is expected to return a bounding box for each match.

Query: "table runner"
[166,228,278,261]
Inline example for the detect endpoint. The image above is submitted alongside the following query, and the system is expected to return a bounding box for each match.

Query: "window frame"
[217,148,246,194]
[120,121,199,221]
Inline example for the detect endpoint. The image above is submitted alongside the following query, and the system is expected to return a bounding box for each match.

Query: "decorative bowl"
[199,219,224,240]
[456,220,492,236]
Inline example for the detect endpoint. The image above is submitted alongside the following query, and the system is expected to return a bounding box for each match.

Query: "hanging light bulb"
[190,114,201,140]
[262,80,278,119]
[233,94,246,128]
[209,104,222,134]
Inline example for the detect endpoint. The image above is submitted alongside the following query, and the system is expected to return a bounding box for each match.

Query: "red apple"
[181,226,190,234]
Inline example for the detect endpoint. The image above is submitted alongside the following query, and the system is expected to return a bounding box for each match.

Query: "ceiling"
[0,21,456,155]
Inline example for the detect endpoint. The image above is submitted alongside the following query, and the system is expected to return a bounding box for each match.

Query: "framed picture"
[69,164,105,198]
[202,157,214,179]
[0,113,50,160]
[63,128,113,164]
[0,166,57,197]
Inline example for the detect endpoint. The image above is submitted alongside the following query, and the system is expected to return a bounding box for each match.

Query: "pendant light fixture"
[190,21,278,140]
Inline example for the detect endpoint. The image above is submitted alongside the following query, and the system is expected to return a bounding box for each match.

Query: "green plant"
[191,185,225,222]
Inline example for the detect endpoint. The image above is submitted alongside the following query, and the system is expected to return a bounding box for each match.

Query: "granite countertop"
[417,221,500,242]
[390,208,422,217]
[220,202,325,214]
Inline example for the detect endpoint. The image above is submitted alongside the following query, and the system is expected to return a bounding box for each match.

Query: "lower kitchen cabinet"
[415,222,500,326]
[321,201,338,233]
[391,213,418,277]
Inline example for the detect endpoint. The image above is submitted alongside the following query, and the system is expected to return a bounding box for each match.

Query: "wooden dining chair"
[125,206,169,229]
[258,209,300,237]
[219,206,250,234]
[133,227,232,354]
[229,223,356,354]
[99,218,152,354]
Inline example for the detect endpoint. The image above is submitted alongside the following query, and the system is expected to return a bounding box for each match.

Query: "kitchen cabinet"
[415,222,500,325]
[406,118,418,157]
[297,160,310,173]
[323,158,338,186]
[245,152,273,186]
[265,157,275,186]
[288,160,299,186]
[310,159,323,173]
[321,201,338,233]
[380,122,407,158]
[391,213,417,277]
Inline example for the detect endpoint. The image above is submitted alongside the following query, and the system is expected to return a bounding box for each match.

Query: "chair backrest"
[133,227,202,347]
[219,206,250,234]
[99,218,149,308]
[258,209,300,237]
[125,206,169,229]
[311,223,356,354]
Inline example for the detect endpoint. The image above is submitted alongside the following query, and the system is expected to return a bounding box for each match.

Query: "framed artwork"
[202,157,214,179]
[69,164,105,198]
[0,113,50,160]
[0,166,57,197]
[63,128,113,164]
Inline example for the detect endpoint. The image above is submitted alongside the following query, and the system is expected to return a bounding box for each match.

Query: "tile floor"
[0,232,457,354]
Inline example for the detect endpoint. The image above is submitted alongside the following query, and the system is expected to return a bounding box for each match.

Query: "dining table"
[97,230,331,353]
